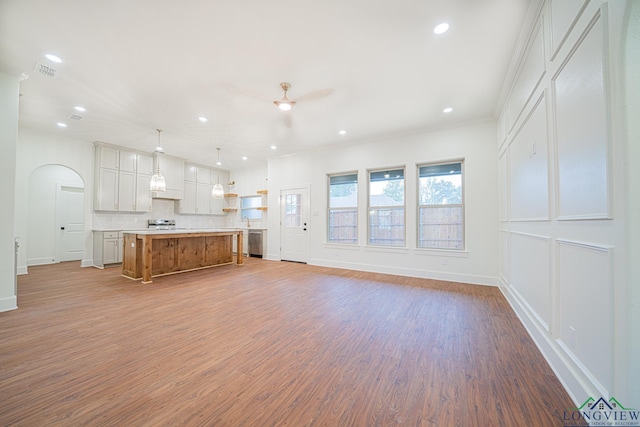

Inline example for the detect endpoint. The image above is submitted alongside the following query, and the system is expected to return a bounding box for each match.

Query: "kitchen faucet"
[243,216,250,228]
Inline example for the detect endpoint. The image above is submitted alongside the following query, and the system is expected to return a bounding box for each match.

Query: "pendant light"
[150,129,166,192]
[212,148,224,199]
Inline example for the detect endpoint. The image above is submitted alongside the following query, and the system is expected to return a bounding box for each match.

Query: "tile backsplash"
[93,199,232,230]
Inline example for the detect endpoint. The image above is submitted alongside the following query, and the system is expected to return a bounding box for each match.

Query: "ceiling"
[0,0,530,171]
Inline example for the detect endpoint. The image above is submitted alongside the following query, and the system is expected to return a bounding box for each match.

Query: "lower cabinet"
[232,231,250,256]
[93,231,123,268]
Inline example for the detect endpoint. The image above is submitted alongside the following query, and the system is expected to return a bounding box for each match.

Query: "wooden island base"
[122,230,243,283]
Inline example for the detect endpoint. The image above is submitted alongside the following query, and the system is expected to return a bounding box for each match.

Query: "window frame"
[327,172,359,244]
[367,167,406,247]
[416,160,465,250]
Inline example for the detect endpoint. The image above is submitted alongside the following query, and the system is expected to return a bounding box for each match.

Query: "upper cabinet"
[94,144,153,212]
[152,153,184,200]
[178,162,226,215]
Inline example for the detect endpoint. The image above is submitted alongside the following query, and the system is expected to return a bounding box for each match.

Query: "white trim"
[309,257,496,287]
[0,296,17,312]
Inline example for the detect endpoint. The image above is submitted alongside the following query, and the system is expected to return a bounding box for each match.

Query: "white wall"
[497,0,636,405]
[0,71,18,312]
[266,120,499,286]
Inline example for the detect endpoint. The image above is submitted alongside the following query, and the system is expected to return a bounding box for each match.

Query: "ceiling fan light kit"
[273,82,296,111]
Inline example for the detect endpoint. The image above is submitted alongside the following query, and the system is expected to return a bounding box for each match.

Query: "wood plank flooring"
[0,259,580,426]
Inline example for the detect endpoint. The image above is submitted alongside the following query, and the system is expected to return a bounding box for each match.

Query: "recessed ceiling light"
[242,156,248,161]
[45,53,63,63]
[434,23,449,35]
[339,130,347,135]
[156,146,163,151]
[73,106,86,112]
[56,122,67,128]
[270,145,277,150]
[443,107,453,113]
[198,116,208,122]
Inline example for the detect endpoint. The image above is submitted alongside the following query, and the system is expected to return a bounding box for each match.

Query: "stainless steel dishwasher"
[248,230,263,258]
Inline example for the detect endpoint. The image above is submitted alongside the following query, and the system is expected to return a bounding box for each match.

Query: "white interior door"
[280,187,309,263]
[56,183,85,262]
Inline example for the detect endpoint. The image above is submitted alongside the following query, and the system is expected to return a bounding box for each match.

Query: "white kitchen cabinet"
[93,231,123,267]
[153,153,184,200]
[98,145,119,169]
[96,167,119,211]
[197,167,212,184]
[136,173,152,212]
[137,153,154,175]
[94,144,154,212]
[196,181,212,214]
[184,164,197,182]
[178,163,225,215]
[119,150,138,173]
[179,180,197,214]
[118,170,136,212]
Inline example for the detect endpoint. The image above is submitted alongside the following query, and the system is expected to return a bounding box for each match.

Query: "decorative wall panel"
[507,21,546,132]
[557,239,612,394]
[553,10,610,220]
[550,0,589,59]
[509,94,549,221]
[510,232,551,329]
[499,151,508,221]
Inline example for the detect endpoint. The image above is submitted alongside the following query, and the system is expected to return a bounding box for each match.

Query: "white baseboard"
[17,265,28,275]
[27,257,55,267]
[80,259,94,268]
[308,258,497,286]
[0,296,17,312]
[499,279,594,406]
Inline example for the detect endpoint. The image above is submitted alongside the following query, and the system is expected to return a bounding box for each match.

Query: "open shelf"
[224,193,238,198]
[256,207,268,211]
[256,190,268,195]
[222,208,238,212]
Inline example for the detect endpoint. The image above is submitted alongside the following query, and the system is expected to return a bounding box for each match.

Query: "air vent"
[67,113,83,120]
[33,62,58,78]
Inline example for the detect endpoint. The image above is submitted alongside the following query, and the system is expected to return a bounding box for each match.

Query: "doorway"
[280,187,309,263]
[27,165,85,266]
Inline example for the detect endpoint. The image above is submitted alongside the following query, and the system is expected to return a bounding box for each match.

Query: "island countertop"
[122,229,243,283]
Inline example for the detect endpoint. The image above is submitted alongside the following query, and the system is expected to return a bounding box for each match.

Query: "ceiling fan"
[272,82,333,112]
[231,82,333,127]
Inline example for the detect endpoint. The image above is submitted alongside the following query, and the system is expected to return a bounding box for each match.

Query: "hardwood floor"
[1,259,579,426]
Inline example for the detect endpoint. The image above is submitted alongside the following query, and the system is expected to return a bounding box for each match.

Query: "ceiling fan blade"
[294,88,334,102]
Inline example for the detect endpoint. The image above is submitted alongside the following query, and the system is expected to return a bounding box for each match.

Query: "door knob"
[60,227,65,230]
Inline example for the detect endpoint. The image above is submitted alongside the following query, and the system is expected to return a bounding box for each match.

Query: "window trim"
[416,159,465,251]
[327,171,359,245]
[367,166,406,247]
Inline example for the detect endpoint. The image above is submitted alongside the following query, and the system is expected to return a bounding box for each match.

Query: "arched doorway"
[27,165,85,267]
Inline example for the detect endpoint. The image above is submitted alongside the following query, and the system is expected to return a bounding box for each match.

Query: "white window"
[241,195,262,220]
[368,168,405,247]
[328,173,358,244]
[418,161,464,249]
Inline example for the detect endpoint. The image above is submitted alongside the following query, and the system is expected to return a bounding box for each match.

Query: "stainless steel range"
[147,219,176,230]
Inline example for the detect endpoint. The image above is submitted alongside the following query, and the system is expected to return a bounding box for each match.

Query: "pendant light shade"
[212,183,224,199]
[150,129,166,192]
[212,147,224,199]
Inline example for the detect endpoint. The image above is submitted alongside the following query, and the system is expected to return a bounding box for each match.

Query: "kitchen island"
[122,229,243,283]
